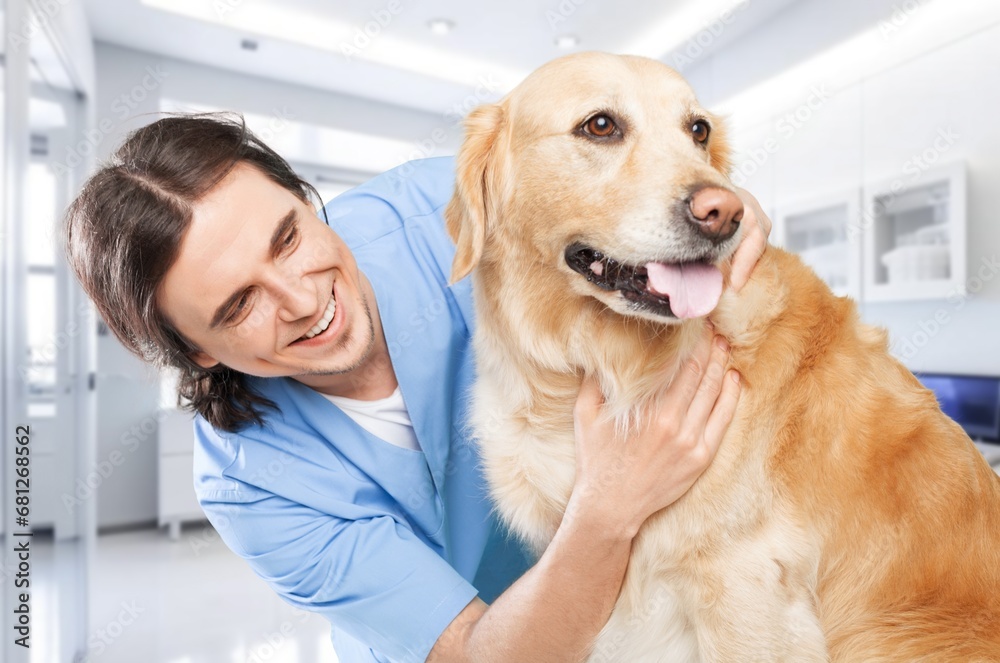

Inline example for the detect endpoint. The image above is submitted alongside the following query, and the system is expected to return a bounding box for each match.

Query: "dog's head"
[447,51,743,325]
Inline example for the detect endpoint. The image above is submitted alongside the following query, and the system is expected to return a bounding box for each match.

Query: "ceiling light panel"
[141,0,525,91]
[625,0,751,59]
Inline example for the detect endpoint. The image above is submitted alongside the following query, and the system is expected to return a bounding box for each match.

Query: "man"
[64,114,769,662]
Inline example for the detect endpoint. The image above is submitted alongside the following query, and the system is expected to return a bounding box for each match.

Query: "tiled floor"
[35,524,338,662]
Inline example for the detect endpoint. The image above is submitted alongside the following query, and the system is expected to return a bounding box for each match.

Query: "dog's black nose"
[687,186,743,243]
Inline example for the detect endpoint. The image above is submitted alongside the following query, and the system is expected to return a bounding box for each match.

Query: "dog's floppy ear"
[446,103,506,283]
[707,112,732,176]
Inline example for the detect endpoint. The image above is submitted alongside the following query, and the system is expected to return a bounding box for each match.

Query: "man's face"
[159,161,377,383]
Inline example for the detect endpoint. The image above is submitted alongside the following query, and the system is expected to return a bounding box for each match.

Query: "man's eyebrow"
[208,208,298,329]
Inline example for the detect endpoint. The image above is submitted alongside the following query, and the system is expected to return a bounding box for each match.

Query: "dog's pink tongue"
[645,262,723,319]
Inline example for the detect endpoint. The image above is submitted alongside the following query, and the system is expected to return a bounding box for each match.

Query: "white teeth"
[301,296,337,340]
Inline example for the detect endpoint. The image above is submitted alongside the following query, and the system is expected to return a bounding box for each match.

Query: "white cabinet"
[771,164,967,304]
[862,161,967,302]
[775,189,861,299]
[158,408,205,539]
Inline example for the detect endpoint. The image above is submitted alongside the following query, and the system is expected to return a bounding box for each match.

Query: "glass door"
[4,1,93,660]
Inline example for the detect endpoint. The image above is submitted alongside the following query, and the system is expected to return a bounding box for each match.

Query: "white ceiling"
[82,0,803,116]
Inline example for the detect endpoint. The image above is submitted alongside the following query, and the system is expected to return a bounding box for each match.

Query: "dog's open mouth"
[565,243,724,319]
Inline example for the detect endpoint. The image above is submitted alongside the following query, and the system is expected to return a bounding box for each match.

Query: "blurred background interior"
[1,0,999,661]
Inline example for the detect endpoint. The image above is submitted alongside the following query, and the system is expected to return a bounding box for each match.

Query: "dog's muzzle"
[564,243,724,319]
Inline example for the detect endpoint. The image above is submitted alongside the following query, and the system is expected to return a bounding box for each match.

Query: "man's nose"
[274,273,316,322]
[687,186,743,243]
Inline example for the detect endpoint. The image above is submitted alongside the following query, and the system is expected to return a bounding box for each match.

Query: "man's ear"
[706,112,732,176]
[446,103,506,284]
[189,350,220,370]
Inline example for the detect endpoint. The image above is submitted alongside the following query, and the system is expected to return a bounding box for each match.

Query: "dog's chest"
[469,371,579,549]
[474,366,774,546]
[474,372,825,661]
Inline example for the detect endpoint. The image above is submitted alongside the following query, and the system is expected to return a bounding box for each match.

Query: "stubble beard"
[300,288,377,378]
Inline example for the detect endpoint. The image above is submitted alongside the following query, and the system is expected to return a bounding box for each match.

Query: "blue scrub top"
[192,157,533,663]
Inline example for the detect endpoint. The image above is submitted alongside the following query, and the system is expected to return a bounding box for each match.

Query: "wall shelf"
[862,161,967,302]
[774,188,862,299]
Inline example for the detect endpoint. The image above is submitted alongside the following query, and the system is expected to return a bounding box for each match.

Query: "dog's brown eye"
[585,114,617,137]
[691,120,711,144]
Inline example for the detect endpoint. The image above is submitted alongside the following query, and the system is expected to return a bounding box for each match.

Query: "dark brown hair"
[63,113,324,433]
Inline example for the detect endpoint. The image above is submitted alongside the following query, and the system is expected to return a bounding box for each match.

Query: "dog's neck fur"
[710,247,869,395]
[470,243,864,426]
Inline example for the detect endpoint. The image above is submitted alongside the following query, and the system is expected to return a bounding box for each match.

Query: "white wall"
[690,2,1000,375]
[90,41,461,529]
[858,26,1000,374]
[684,0,925,107]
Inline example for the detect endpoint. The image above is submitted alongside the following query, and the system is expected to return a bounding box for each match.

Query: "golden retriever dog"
[445,52,1000,662]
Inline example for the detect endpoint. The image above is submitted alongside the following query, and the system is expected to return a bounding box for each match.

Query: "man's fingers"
[729,188,773,292]
[728,222,766,292]
[574,373,604,421]
[661,326,714,412]
[683,335,731,430]
[736,188,772,236]
[702,369,742,455]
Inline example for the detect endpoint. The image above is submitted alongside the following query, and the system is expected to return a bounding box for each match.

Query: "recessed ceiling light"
[241,38,258,51]
[428,19,454,36]
[555,34,580,49]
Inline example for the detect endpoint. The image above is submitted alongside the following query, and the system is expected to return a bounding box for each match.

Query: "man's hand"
[570,325,740,538]
[729,188,773,292]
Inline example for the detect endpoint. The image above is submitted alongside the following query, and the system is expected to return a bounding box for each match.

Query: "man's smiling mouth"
[290,286,339,345]
[300,296,337,340]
